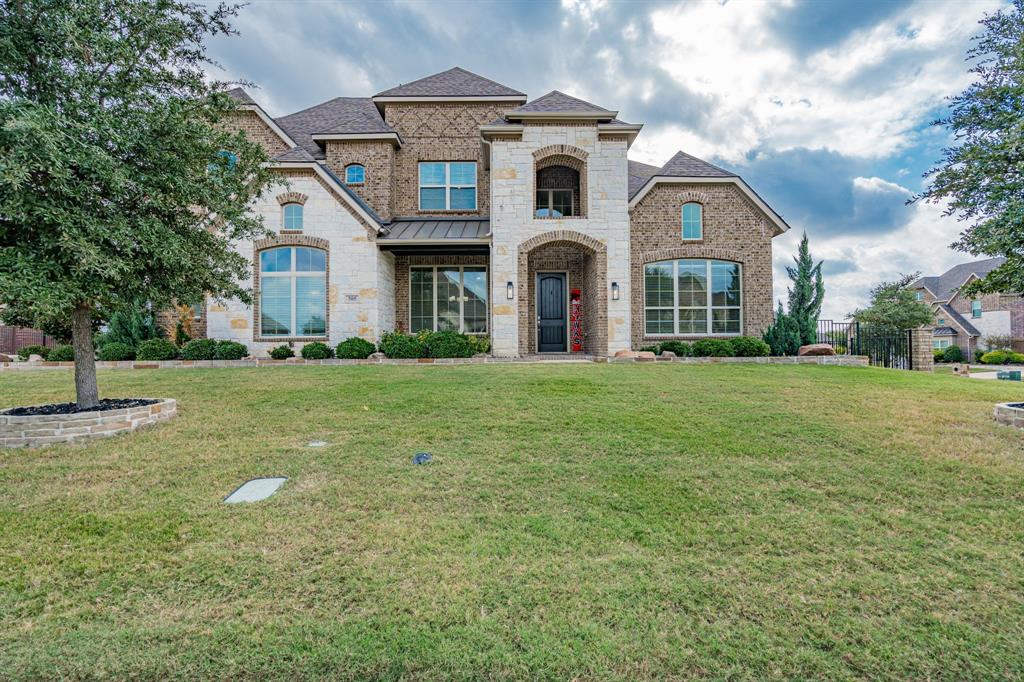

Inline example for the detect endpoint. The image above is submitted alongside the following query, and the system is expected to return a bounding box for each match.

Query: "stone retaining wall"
[994,403,1024,430]
[1,398,176,448]
[0,356,871,370]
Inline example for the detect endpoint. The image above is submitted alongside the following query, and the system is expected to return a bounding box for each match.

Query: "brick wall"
[628,183,775,348]
[324,140,395,220]
[223,110,289,156]
[523,244,585,354]
[383,103,505,217]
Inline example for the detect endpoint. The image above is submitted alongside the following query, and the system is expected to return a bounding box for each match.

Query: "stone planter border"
[994,402,1024,430]
[1,398,176,448]
[0,355,871,371]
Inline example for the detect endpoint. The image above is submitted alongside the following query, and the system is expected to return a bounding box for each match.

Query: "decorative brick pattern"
[629,183,774,348]
[393,254,489,333]
[383,103,505,217]
[324,140,395,220]
[276,192,308,205]
[0,398,177,448]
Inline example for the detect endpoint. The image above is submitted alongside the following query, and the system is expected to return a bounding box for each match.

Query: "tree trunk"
[71,305,99,409]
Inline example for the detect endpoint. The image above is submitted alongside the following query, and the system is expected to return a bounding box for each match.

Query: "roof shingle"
[913,257,1006,301]
[275,98,395,158]
[628,160,660,199]
[225,87,256,105]
[374,67,524,98]
[507,90,613,115]
[658,151,736,178]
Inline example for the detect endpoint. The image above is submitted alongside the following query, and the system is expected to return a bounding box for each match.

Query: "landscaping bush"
[467,335,491,355]
[730,336,770,357]
[942,345,964,363]
[179,338,218,360]
[136,339,179,361]
[16,344,50,360]
[336,337,376,359]
[98,342,135,361]
[269,345,294,360]
[934,349,947,363]
[215,341,249,360]
[301,341,334,360]
[691,338,735,357]
[423,330,473,358]
[47,345,75,361]
[1010,352,1024,365]
[659,340,693,357]
[980,350,1011,365]
[640,343,661,354]
[378,331,426,359]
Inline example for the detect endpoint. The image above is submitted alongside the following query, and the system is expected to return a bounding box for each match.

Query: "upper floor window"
[345,164,365,184]
[972,300,982,318]
[915,291,924,301]
[419,162,477,211]
[535,165,580,218]
[259,246,327,337]
[682,202,703,240]
[644,259,741,336]
[282,203,303,231]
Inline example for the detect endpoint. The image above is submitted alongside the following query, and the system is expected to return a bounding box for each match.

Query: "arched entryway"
[517,230,607,356]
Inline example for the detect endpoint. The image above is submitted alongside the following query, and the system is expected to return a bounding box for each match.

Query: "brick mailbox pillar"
[909,327,934,372]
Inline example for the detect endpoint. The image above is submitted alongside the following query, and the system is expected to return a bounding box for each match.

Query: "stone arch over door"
[517,229,607,356]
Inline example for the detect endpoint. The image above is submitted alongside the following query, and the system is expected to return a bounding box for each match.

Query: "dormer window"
[345,164,365,184]
[682,202,703,240]
[282,203,303,232]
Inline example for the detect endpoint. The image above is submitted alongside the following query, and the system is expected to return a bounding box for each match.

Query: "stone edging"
[994,402,1024,430]
[1,398,176,448]
[0,356,870,370]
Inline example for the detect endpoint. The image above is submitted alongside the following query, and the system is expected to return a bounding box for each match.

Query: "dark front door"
[537,273,567,352]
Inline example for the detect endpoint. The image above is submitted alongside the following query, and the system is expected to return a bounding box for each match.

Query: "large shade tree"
[912,0,1024,297]
[0,0,275,408]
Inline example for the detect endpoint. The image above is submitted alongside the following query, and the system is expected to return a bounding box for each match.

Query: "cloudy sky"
[204,0,1004,319]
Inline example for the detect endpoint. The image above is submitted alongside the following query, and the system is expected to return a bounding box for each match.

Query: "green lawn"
[2,364,1024,680]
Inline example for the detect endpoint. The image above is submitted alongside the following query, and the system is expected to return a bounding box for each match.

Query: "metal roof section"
[379,217,491,242]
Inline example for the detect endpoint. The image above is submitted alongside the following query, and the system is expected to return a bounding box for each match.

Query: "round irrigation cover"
[412,452,432,465]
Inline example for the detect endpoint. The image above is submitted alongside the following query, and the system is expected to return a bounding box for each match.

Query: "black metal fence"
[816,320,912,369]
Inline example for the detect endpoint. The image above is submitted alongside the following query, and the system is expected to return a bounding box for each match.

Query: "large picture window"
[259,246,327,337]
[410,266,488,334]
[644,259,741,336]
[419,162,477,210]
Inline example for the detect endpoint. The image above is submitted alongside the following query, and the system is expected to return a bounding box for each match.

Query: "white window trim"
[409,265,489,334]
[418,162,477,211]
[934,338,952,349]
[536,188,575,218]
[259,247,327,338]
[971,300,983,318]
[345,164,365,185]
[682,202,703,241]
[643,259,743,337]
[281,203,303,232]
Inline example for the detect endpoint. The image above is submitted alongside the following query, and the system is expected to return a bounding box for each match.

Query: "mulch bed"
[1,398,158,417]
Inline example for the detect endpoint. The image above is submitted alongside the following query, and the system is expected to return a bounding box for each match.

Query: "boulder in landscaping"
[798,344,836,357]
[614,350,639,359]
[637,351,656,362]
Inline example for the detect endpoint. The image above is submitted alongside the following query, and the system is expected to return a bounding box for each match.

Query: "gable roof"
[936,303,981,337]
[628,160,660,199]
[912,257,1006,301]
[275,97,397,158]
[225,87,256,105]
[374,67,525,99]
[659,151,736,178]
[506,90,615,116]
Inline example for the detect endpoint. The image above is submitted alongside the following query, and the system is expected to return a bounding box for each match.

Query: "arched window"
[644,259,741,336]
[345,164,366,184]
[282,203,303,231]
[682,202,703,240]
[535,165,579,217]
[259,246,327,337]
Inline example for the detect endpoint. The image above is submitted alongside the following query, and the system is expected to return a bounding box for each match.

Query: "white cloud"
[852,176,912,196]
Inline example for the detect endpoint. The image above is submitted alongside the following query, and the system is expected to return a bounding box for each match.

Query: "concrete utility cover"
[307,440,329,447]
[224,477,287,504]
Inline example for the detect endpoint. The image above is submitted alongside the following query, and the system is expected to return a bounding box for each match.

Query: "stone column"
[909,326,934,372]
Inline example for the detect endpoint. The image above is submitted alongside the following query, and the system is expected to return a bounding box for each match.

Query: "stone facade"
[383,103,504,217]
[909,327,934,372]
[628,183,775,348]
[324,140,395,220]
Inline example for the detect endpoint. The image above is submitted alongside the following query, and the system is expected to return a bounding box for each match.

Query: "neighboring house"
[912,257,1024,359]
[205,67,789,357]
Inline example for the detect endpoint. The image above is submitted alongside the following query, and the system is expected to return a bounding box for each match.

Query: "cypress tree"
[786,233,825,346]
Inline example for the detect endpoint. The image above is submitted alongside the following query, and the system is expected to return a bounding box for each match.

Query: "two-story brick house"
[912,257,1024,359]
[204,67,790,357]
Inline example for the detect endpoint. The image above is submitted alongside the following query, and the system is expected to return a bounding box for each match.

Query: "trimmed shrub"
[691,338,735,357]
[640,344,661,354]
[98,342,135,361]
[215,340,249,360]
[136,338,179,361]
[269,345,294,360]
[424,330,473,358]
[933,349,946,363]
[16,344,50,360]
[47,344,74,361]
[729,336,770,357]
[301,341,334,360]
[336,337,376,359]
[980,350,1011,365]
[1010,352,1024,365]
[467,335,491,355]
[941,345,964,363]
[657,340,692,357]
[378,331,426,359]
[179,338,218,360]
